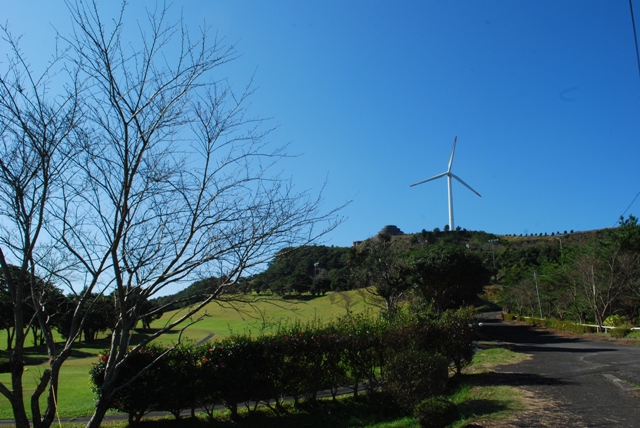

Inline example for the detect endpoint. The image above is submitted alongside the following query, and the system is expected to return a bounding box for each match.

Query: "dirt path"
[195,333,215,346]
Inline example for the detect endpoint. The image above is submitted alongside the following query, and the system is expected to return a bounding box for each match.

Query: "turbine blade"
[447,136,457,172]
[450,173,481,197]
[410,172,447,187]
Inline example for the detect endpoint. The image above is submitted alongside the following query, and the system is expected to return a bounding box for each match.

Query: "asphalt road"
[479,314,640,427]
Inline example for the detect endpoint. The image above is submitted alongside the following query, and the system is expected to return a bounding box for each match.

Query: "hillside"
[156,227,612,307]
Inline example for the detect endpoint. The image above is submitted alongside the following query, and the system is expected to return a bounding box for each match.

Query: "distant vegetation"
[2,216,638,425]
[153,215,640,330]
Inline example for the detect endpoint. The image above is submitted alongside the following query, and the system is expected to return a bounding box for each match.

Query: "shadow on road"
[479,318,617,355]
[475,372,571,387]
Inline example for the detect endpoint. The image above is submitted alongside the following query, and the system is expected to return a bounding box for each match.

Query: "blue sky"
[4,0,640,248]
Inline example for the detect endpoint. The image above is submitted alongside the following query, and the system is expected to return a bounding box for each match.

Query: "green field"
[0,292,528,426]
[0,291,374,420]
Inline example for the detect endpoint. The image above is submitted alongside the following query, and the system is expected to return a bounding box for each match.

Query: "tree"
[0,266,66,350]
[55,291,115,342]
[349,234,411,318]
[407,243,488,313]
[569,216,640,329]
[1,2,340,427]
[0,16,84,427]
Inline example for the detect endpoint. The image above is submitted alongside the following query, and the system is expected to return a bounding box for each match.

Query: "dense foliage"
[89,307,478,423]
[250,245,351,295]
[413,396,460,428]
[499,215,640,328]
[0,272,163,349]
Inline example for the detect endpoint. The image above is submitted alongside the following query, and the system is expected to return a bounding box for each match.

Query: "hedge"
[90,308,478,422]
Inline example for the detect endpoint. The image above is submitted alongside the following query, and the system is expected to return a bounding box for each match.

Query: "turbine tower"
[410,136,481,231]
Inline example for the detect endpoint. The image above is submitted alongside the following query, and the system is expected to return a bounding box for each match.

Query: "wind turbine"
[410,136,481,231]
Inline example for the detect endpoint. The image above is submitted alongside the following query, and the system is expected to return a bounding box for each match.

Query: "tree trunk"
[86,397,111,428]
[10,358,30,428]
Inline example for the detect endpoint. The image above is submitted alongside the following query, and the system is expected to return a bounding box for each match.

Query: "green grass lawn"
[153,291,366,343]
[0,290,373,420]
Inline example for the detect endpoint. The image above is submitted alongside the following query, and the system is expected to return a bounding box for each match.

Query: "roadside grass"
[90,398,418,428]
[448,346,530,427]
[466,346,531,373]
[626,330,640,339]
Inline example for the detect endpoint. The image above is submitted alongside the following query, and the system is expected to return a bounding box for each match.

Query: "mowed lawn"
[0,290,373,420]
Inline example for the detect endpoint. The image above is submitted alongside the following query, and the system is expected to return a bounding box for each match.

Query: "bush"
[603,314,630,327]
[332,311,386,396]
[0,356,10,373]
[414,396,460,428]
[89,345,167,425]
[382,349,449,413]
[437,307,476,374]
[503,313,517,321]
[610,324,632,338]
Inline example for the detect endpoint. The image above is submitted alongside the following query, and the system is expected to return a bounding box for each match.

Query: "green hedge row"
[90,307,477,424]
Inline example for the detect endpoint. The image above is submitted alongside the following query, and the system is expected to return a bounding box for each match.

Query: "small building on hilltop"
[378,225,404,236]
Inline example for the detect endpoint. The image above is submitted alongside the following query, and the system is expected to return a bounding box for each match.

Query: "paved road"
[479,314,640,427]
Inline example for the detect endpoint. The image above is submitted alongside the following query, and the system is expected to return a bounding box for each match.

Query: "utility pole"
[534,271,543,319]
[488,239,498,268]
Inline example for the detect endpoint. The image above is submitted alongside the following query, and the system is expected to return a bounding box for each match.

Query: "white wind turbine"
[410,136,481,231]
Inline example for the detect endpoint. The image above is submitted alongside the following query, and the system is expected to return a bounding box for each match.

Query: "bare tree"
[0,21,86,428]
[572,243,630,331]
[1,1,341,427]
[57,2,339,427]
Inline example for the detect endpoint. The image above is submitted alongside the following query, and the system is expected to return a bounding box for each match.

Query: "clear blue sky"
[4,1,640,248]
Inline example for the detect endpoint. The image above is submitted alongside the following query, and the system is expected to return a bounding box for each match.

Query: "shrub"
[212,335,267,420]
[332,311,386,397]
[437,307,476,374]
[0,356,10,373]
[154,343,201,418]
[603,314,630,327]
[503,313,517,321]
[89,344,167,425]
[382,349,449,413]
[610,324,632,339]
[414,396,460,428]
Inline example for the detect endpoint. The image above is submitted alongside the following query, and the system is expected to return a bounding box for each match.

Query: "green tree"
[55,292,115,342]
[349,234,411,318]
[408,244,488,313]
